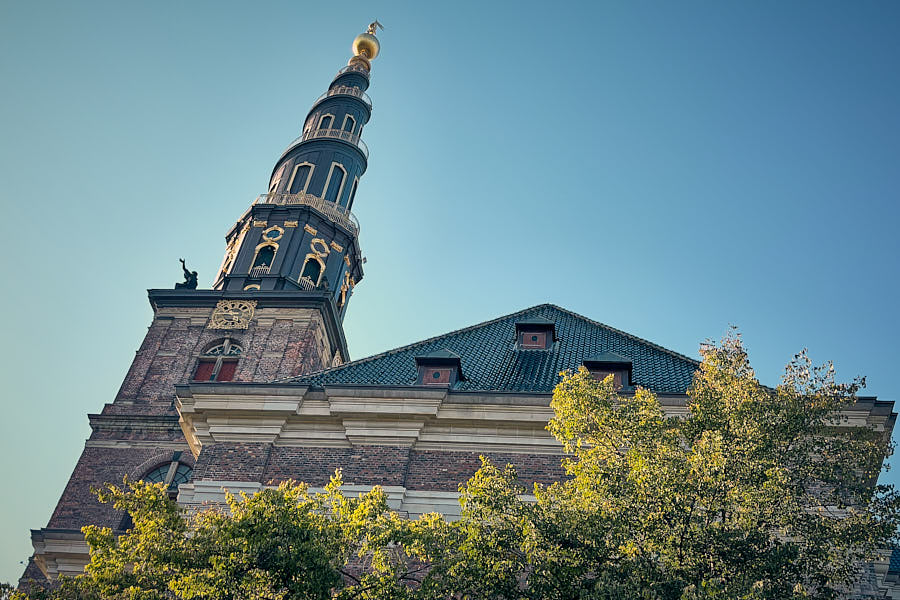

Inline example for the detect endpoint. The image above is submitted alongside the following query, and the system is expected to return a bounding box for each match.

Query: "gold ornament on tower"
[208,300,257,330]
[348,20,383,71]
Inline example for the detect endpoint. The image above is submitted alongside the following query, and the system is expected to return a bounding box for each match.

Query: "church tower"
[215,27,381,319]
[23,25,383,585]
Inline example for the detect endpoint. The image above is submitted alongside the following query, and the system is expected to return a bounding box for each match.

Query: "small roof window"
[583,351,633,389]
[414,349,466,386]
[515,317,556,350]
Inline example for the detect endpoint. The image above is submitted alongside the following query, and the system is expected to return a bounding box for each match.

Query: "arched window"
[323,163,346,204]
[193,338,243,382]
[318,114,334,130]
[143,453,193,499]
[145,462,193,491]
[300,256,324,288]
[120,455,193,529]
[287,162,314,194]
[341,115,356,133]
[251,244,276,274]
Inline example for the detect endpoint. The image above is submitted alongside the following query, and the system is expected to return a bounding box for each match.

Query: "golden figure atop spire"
[349,21,382,71]
[367,20,384,36]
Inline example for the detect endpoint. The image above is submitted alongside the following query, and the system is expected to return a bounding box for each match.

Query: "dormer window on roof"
[414,349,466,387]
[583,352,633,390]
[515,317,556,350]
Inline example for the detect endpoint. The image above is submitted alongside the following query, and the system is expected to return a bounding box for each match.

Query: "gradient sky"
[2,0,899,584]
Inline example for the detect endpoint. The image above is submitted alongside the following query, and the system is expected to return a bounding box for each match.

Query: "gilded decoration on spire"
[349,21,383,71]
[367,20,383,36]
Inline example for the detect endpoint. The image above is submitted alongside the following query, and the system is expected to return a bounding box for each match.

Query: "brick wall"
[38,300,337,549]
[46,446,189,529]
[405,449,566,491]
[264,446,411,487]
[193,443,565,493]
[234,312,329,382]
[108,307,332,416]
[192,443,272,482]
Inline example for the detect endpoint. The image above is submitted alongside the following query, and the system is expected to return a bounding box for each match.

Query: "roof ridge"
[545,303,700,366]
[275,303,555,384]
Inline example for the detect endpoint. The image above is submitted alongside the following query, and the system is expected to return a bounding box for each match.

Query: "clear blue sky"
[2,0,899,584]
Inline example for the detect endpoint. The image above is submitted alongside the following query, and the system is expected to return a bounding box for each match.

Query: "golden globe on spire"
[348,20,383,71]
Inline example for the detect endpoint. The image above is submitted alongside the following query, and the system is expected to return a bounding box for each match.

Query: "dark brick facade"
[26,294,340,584]
[104,308,333,417]
[265,445,412,487]
[47,446,193,530]
[192,443,274,483]
[404,450,565,491]
[191,443,566,492]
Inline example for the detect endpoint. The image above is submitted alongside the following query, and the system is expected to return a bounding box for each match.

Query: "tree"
[418,332,900,599]
[17,333,900,599]
[17,474,428,600]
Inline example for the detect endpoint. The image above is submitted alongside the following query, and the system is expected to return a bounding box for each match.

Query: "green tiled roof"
[287,304,700,394]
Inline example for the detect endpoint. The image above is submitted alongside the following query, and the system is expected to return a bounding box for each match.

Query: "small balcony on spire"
[312,86,373,111]
[253,192,360,238]
[280,128,369,162]
[336,63,371,78]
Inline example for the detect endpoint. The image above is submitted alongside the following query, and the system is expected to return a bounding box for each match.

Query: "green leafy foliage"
[17,333,900,599]
[537,331,900,598]
[18,474,428,600]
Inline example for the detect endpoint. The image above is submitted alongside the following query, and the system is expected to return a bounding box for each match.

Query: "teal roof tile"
[286,304,700,394]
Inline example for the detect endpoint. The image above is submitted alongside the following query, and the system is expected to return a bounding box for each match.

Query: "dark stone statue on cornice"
[175,258,198,290]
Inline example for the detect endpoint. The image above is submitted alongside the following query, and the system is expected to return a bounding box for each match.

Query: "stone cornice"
[176,382,570,455]
[88,413,182,433]
[31,528,89,580]
[174,381,896,457]
[85,440,191,449]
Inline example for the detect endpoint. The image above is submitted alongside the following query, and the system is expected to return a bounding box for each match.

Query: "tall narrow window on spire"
[303,113,317,136]
[287,163,314,194]
[323,163,346,204]
[269,163,286,194]
[347,178,359,211]
[342,115,356,133]
[318,114,334,130]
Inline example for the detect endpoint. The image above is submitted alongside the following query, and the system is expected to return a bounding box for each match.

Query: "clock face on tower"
[207,300,257,330]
